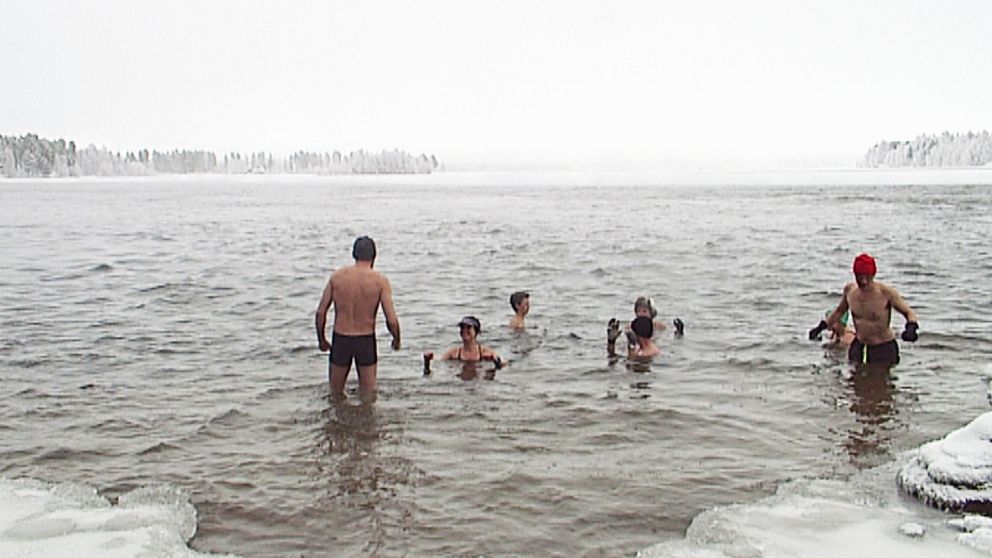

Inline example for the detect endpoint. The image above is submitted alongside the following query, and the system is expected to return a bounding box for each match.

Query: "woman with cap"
[422,316,505,373]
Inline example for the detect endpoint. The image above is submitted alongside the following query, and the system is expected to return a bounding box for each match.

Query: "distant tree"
[861,131,992,168]
[0,132,440,177]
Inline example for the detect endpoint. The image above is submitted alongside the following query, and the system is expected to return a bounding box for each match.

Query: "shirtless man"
[315,236,400,396]
[508,291,530,329]
[809,253,918,365]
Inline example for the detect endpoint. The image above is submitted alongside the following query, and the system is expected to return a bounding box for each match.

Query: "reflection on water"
[315,397,383,489]
[455,361,498,381]
[507,328,544,359]
[311,397,402,556]
[841,364,899,469]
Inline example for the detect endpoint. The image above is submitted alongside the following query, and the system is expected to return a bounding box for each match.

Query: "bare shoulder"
[329,266,348,281]
[877,282,902,298]
[842,282,857,296]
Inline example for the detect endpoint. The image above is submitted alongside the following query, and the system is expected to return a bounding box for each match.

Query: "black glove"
[902,321,919,342]
[625,329,638,349]
[423,352,434,375]
[493,356,503,370]
[808,320,828,341]
[607,318,622,344]
[673,318,685,337]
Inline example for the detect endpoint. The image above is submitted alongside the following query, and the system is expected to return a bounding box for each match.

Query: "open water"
[1,170,991,556]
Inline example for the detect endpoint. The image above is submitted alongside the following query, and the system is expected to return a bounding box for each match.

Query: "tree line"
[0,133,439,178]
[861,131,992,168]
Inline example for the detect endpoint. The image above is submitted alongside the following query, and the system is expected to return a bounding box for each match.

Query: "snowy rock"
[897,412,992,514]
[899,522,926,537]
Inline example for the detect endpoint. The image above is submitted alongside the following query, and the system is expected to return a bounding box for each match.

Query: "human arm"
[607,318,622,357]
[887,285,919,341]
[887,285,918,324]
[480,346,507,369]
[380,277,401,350]
[315,277,334,351]
[810,291,850,340]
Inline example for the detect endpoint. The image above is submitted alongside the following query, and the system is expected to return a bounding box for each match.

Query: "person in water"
[608,316,661,359]
[315,236,401,397]
[809,253,919,365]
[826,309,856,347]
[423,316,505,373]
[622,296,684,347]
[508,291,530,330]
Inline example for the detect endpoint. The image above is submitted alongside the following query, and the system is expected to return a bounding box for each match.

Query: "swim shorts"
[848,338,900,365]
[329,332,377,367]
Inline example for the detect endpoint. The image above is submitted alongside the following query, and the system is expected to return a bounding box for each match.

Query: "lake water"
[1,170,991,557]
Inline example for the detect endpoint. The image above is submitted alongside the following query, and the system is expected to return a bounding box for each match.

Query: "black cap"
[631,316,653,338]
[352,236,376,261]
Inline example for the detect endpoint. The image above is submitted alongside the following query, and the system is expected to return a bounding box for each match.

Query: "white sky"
[1,0,990,168]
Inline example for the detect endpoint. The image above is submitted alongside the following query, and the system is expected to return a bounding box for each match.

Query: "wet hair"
[458,316,481,334]
[352,236,376,261]
[631,316,654,338]
[509,291,529,312]
[634,296,658,319]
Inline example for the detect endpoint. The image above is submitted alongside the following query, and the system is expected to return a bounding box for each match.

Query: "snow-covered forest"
[861,131,992,168]
[0,133,439,177]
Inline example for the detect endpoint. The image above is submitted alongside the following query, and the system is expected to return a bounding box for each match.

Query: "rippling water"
[1,171,991,557]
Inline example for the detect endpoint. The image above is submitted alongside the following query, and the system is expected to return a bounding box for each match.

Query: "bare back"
[329,265,387,335]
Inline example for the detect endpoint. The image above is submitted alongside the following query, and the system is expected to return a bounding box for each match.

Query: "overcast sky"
[2,1,990,168]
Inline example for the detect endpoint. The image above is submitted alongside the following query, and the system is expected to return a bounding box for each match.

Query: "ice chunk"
[638,478,987,558]
[897,412,992,513]
[0,477,235,558]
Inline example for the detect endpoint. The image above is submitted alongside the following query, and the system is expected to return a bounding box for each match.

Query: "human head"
[509,291,530,314]
[853,253,876,289]
[352,236,377,262]
[634,296,657,319]
[631,316,653,338]
[458,316,481,340]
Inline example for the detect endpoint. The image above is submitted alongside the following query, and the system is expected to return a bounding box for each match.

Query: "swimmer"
[826,310,856,347]
[608,316,661,359]
[423,316,506,374]
[508,291,530,330]
[315,236,401,397]
[809,253,919,365]
[628,296,685,342]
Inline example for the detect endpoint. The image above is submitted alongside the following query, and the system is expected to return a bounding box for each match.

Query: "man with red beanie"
[809,253,919,365]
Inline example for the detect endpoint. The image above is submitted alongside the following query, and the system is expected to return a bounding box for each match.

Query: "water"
[1,171,991,557]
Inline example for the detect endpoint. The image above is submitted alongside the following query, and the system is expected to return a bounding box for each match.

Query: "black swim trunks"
[329,332,377,367]
[848,338,900,365]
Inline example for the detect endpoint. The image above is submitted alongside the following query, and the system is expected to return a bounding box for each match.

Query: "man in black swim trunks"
[315,236,401,397]
[809,253,919,365]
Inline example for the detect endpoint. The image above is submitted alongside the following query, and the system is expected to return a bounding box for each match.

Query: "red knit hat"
[853,253,877,276]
